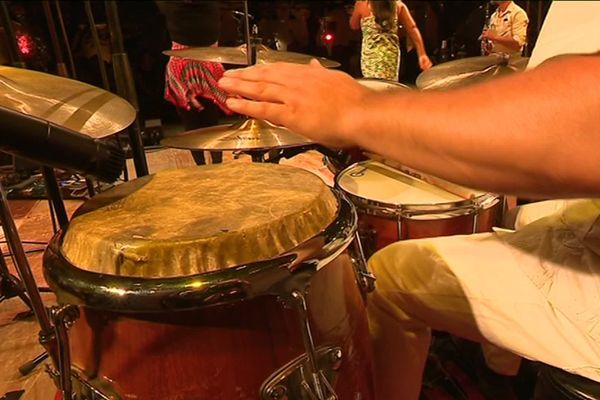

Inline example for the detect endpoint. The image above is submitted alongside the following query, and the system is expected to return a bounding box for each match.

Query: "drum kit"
[0,3,529,398]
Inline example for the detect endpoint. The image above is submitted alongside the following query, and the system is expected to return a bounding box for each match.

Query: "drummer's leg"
[366,220,597,400]
[367,236,490,399]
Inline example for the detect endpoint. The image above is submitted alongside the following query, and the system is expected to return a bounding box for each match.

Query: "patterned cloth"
[164,41,233,114]
[360,14,400,81]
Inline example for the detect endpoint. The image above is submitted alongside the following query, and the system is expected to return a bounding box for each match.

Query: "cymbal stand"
[41,1,68,78]
[53,0,77,79]
[105,0,149,178]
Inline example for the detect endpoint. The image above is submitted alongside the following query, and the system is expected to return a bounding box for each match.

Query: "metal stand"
[41,167,69,231]
[0,180,59,373]
[42,1,69,78]
[105,0,149,178]
[0,249,32,309]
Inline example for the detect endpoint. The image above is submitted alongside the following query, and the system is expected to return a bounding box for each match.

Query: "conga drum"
[336,160,501,256]
[44,163,374,400]
[323,79,410,176]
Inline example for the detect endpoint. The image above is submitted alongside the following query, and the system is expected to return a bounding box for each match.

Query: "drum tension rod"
[290,290,338,400]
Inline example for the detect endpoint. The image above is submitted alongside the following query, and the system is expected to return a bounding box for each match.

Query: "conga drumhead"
[356,78,410,91]
[62,163,338,278]
[337,161,463,208]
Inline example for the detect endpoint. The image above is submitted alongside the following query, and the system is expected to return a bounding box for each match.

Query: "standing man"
[481,1,529,55]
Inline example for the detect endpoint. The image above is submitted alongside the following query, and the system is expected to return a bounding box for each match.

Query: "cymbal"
[416,54,529,91]
[357,78,411,91]
[161,118,312,151]
[164,45,341,68]
[0,66,136,139]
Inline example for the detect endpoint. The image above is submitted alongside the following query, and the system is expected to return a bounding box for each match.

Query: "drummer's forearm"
[350,55,600,197]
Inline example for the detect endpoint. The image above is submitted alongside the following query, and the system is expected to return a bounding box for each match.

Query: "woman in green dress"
[350,0,432,81]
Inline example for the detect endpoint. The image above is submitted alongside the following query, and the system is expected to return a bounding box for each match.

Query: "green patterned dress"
[360,13,400,81]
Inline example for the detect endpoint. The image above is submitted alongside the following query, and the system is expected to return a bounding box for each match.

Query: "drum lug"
[49,305,79,400]
[48,306,121,400]
[263,290,341,400]
[351,232,376,293]
[260,345,342,400]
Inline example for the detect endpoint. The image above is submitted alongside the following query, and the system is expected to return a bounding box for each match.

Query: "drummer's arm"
[349,1,364,30]
[352,54,600,198]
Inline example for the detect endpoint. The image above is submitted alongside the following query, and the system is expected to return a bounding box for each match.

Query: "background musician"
[481,1,529,56]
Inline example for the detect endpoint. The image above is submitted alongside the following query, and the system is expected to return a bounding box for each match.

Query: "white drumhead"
[337,161,463,205]
[356,79,410,92]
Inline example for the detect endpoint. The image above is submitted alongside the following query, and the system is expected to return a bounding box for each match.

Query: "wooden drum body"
[44,164,374,400]
[336,161,501,256]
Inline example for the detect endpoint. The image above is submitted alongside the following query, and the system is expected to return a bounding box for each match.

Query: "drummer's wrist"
[344,95,378,148]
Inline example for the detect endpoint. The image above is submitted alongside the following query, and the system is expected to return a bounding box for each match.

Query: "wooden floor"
[0,147,333,399]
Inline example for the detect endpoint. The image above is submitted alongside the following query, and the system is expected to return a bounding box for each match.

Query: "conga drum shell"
[44,163,375,400]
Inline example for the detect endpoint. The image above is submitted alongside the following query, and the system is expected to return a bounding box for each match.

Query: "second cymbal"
[416,54,529,91]
[161,118,312,152]
[164,45,341,68]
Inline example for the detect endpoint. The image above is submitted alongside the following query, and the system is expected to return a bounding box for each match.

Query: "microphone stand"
[105,0,149,178]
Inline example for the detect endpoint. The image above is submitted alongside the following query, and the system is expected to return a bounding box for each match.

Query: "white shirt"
[488,1,529,54]
[528,1,600,69]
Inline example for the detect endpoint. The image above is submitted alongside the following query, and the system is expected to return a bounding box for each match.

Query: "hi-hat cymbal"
[164,45,341,68]
[161,118,312,151]
[0,66,136,139]
[416,54,529,91]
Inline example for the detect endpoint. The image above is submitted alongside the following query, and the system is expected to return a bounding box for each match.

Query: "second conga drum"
[44,163,374,400]
[337,160,501,256]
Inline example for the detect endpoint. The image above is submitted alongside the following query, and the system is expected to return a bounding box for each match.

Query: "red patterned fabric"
[164,41,233,114]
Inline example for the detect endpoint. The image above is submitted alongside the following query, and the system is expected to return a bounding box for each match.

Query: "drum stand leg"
[0,180,63,390]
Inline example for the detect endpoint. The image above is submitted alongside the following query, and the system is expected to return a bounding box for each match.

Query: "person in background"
[481,1,529,55]
[350,0,432,81]
[157,0,233,165]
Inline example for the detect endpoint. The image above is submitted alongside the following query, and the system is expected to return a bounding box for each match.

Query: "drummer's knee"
[368,240,439,294]
[366,240,440,328]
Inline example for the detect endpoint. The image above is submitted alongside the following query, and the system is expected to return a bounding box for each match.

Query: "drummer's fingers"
[219,78,289,103]
[225,98,288,125]
[223,62,312,86]
[189,96,203,110]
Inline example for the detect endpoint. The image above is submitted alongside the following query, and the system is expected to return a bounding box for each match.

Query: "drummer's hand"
[218,59,369,148]
[186,92,203,110]
[419,54,433,70]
